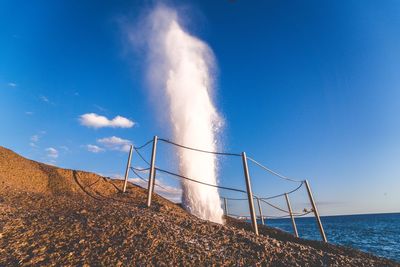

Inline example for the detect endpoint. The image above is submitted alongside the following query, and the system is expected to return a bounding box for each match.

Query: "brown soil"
[0,146,398,266]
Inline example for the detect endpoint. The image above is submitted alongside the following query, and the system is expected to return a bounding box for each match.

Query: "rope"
[223,197,248,201]
[130,167,169,191]
[135,137,304,183]
[246,156,303,183]
[158,138,241,157]
[229,214,289,219]
[223,182,304,202]
[129,137,317,227]
[260,182,304,200]
[133,147,151,166]
[259,199,290,214]
[258,193,285,201]
[223,197,308,215]
[228,211,313,220]
[130,168,150,183]
[265,210,314,218]
[130,167,150,172]
[134,139,153,150]
[294,210,313,217]
[155,167,248,194]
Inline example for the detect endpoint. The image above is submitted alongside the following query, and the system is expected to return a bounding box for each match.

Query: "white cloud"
[40,95,49,102]
[86,144,104,153]
[97,136,132,152]
[29,132,46,148]
[25,111,34,115]
[29,142,38,148]
[45,147,59,158]
[79,113,134,129]
[31,135,39,142]
[7,82,17,87]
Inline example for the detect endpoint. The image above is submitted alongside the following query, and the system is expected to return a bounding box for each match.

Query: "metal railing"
[122,136,327,242]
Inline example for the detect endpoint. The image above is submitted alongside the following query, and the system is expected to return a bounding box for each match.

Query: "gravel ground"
[0,146,398,266]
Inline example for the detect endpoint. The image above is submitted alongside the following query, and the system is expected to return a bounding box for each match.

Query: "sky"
[1,0,399,216]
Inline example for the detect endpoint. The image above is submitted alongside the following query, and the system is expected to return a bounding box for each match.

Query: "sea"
[263,212,400,262]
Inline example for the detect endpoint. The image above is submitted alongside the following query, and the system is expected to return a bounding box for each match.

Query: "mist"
[141,5,224,224]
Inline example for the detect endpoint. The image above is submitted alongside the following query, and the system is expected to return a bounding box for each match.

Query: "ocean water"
[262,213,400,262]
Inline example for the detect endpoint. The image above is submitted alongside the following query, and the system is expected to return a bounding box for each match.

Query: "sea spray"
[144,5,224,224]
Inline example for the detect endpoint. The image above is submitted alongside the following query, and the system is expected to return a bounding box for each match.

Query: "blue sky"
[1,0,399,216]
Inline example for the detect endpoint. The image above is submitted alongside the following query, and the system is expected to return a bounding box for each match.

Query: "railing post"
[146,136,158,207]
[241,152,259,235]
[122,145,133,193]
[223,198,229,217]
[285,193,299,237]
[304,179,327,242]
[152,169,157,195]
[256,197,264,225]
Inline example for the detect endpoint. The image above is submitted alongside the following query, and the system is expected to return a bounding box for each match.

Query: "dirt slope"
[0,146,398,266]
[0,146,122,197]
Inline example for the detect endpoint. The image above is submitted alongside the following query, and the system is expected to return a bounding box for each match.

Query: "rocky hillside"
[0,146,398,266]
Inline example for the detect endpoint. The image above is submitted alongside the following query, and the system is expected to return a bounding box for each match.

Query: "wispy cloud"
[45,147,59,159]
[39,95,55,105]
[86,144,105,153]
[60,146,69,151]
[29,142,38,148]
[29,131,46,148]
[40,95,49,103]
[97,136,132,152]
[31,135,39,142]
[25,111,34,115]
[7,82,17,87]
[29,131,47,149]
[79,113,135,129]
[93,104,107,112]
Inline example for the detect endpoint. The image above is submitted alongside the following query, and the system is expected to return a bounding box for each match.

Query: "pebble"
[0,152,397,266]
